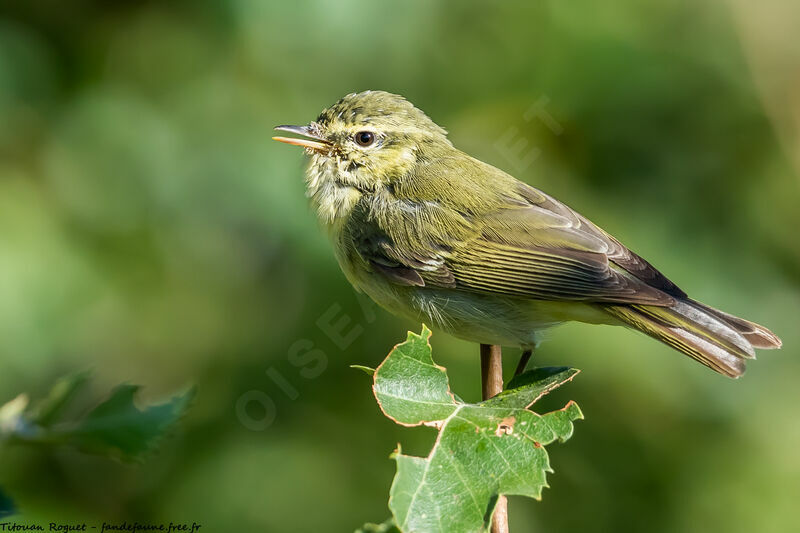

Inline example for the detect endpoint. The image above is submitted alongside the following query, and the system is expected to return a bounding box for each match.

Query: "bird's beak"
[272,124,331,152]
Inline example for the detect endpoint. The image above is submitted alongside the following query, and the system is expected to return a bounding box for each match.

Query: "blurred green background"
[1,1,798,531]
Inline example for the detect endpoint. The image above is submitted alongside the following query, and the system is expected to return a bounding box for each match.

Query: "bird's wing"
[445,182,683,304]
[352,176,683,306]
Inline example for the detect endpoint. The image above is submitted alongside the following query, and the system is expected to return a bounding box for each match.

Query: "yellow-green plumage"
[274,90,781,378]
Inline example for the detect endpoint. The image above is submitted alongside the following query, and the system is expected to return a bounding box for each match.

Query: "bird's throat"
[306,156,364,225]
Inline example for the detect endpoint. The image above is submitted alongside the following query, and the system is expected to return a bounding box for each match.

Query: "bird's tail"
[603,299,781,378]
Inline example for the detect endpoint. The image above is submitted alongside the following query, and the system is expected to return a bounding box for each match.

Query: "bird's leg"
[514,349,533,377]
[480,344,509,533]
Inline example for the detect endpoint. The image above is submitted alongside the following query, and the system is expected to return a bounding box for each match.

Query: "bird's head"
[274,91,452,219]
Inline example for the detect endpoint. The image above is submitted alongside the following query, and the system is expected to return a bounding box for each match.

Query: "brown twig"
[480,344,509,533]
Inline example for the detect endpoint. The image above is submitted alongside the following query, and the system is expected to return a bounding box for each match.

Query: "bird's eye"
[354,131,375,147]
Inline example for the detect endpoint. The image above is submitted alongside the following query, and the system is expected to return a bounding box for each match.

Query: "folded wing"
[353,177,684,306]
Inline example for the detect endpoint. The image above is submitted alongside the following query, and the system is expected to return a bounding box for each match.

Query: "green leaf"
[355,518,401,533]
[0,487,15,518]
[54,385,196,462]
[370,327,583,533]
[2,376,195,463]
[488,366,579,409]
[373,326,457,426]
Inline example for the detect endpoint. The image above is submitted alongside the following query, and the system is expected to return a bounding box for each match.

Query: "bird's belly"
[333,234,616,347]
[351,270,613,347]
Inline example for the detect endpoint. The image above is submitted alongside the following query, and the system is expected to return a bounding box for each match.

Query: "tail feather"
[604,300,780,378]
[686,299,782,350]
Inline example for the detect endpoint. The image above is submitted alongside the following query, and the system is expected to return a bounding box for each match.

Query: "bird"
[273,90,781,378]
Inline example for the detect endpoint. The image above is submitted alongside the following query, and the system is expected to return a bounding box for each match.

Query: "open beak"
[272,124,330,152]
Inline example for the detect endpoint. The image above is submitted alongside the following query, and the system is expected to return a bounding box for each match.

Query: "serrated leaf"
[373,326,457,426]
[53,385,196,462]
[0,487,15,518]
[487,366,579,410]
[372,327,583,533]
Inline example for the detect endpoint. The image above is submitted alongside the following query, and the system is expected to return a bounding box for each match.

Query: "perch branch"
[480,343,509,533]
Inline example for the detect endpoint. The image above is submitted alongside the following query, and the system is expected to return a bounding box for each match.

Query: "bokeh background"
[1,1,799,531]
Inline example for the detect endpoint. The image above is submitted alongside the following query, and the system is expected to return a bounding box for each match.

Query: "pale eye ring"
[354,131,376,147]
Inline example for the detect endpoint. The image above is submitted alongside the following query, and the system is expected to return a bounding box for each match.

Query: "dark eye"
[354,131,375,147]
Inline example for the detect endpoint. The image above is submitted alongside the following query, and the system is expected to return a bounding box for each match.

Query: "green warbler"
[273,90,781,377]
